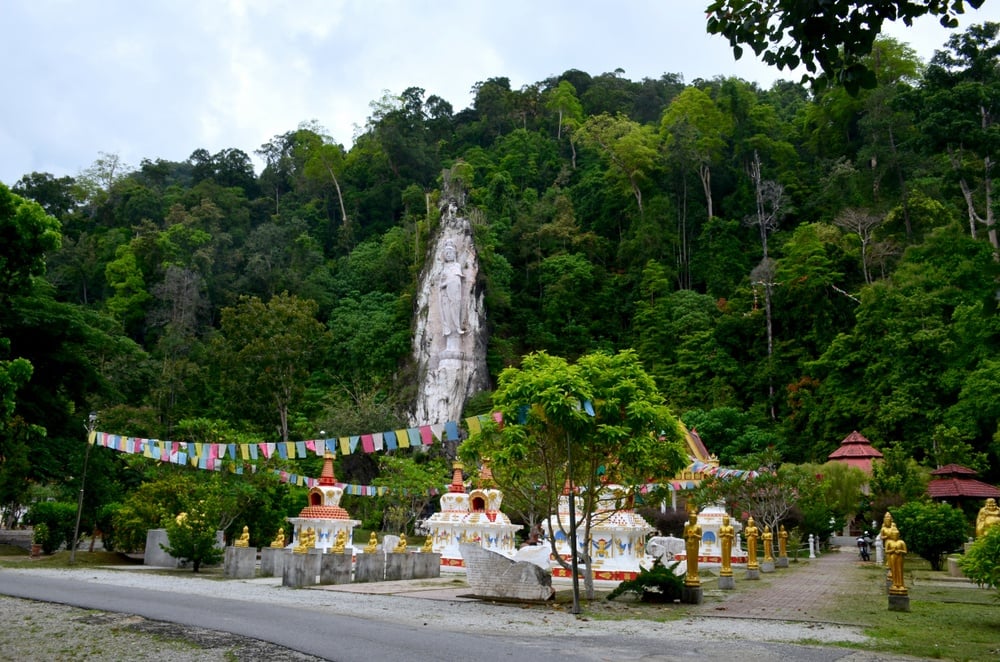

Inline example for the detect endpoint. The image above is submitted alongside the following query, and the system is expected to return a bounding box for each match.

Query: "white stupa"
[286,451,361,553]
[672,504,747,565]
[547,481,654,581]
[423,461,521,569]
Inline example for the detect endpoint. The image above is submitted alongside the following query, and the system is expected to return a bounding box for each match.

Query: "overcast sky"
[2,1,998,186]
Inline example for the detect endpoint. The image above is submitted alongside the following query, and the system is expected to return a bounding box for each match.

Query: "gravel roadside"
[0,565,881,661]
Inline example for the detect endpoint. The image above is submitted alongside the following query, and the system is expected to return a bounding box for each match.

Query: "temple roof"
[930,463,979,476]
[927,478,1000,499]
[927,463,1000,499]
[828,431,884,460]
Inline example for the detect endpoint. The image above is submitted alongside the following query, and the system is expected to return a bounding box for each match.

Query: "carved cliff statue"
[409,167,490,428]
[438,240,466,339]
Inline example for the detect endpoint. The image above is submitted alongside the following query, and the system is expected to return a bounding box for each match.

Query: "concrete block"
[224,545,257,579]
[718,575,736,590]
[776,557,789,568]
[745,568,760,580]
[354,552,385,583]
[320,552,352,584]
[384,552,415,581]
[259,547,287,577]
[681,586,704,604]
[282,550,321,587]
[412,553,441,579]
[760,561,775,573]
[888,594,910,612]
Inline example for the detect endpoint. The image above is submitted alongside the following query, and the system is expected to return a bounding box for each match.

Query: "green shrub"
[959,526,1000,593]
[31,523,51,552]
[892,501,968,571]
[26,501,78,553]
[606,559,685,603]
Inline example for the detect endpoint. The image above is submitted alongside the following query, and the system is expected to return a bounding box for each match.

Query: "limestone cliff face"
[409,198,489,428]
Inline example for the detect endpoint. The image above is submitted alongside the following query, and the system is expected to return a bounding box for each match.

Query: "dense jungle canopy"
[2,21,1000,534]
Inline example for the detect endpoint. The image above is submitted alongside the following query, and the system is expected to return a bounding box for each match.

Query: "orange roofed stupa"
[286,450,361,553]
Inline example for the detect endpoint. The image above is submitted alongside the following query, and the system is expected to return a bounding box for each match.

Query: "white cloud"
[2,1,998,185]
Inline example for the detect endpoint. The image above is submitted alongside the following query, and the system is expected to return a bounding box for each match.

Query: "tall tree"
[706,0,987,93]
[917,22,1000,257]
[460,350,688,599]
[215,292,326,441]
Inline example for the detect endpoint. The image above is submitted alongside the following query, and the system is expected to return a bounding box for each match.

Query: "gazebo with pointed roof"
[828,430,883,474]
[927,464,1000,501]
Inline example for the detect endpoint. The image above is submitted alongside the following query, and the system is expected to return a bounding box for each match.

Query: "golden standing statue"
[885,524,908,595]
[879,512,894,566]
[762,525,774,562]
[270,528,285,549]
[718,514,735,577]
[778,525,789,559]
[745,517,760,570]
[234,525,250,548]
[683,510,702,587]
[976,498,1000,538]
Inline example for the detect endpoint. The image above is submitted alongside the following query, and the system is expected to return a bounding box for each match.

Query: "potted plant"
[31,523,48,558]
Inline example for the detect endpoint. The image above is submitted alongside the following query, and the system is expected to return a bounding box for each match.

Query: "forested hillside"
[3,23,999,528]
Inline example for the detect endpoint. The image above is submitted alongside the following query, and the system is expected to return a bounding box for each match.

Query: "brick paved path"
[692,548,879,623]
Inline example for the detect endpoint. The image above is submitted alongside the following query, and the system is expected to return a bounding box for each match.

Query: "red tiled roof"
[930,463,979,476]
[828,430,883,460]
[927,478,1000,499]
[298,505,351,519]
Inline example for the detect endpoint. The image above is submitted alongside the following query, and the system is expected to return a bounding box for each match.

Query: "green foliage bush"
[959,526,1000,592]
[606,559,684,603]
[891,501,968,571]
[163,508,223,572]
[26,501,78,554]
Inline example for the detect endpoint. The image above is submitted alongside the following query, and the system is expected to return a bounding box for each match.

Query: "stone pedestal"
[354,552,384,583]
[259,547,287,577]
[745,568,760,580]
[283,550,321,587]
[413,553,441,579]
[224,546,257,579]
[718,575,736,590]
[320,552,352,584]
[760,561,775,573]
[681,586,704,604]
[776,557,789,568]
[385,552,415,581]
[888,594,910,612]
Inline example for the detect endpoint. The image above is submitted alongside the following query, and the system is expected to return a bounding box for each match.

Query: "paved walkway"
[692,547,875,623]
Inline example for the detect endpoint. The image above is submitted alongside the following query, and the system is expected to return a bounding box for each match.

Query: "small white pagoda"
[423,461,521,569]
[547,481,654,581]
[672,504,747,565]
[286,451,361,553]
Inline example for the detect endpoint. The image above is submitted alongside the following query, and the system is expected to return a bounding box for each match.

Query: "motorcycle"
[857,534,871,561]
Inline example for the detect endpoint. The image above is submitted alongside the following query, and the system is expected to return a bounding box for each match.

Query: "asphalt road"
[0,572,913,662]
